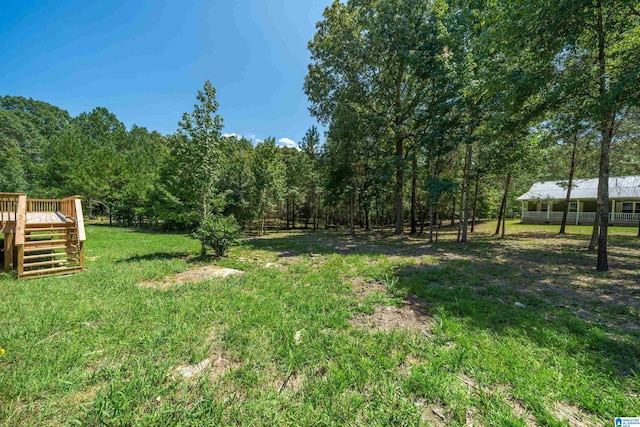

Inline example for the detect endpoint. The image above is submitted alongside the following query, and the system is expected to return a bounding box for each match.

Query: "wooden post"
[15,195,26,278]
[15,195,26,246]
[79,243,85,270]
[17,244,24,277]
[4,232,13,272]
[75,197,86,270]
[576,199,580,225]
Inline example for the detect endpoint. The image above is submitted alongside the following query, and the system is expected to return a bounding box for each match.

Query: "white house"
[517,175,640,225]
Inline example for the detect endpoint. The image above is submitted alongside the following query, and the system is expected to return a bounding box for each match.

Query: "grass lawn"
[1,221,638,426]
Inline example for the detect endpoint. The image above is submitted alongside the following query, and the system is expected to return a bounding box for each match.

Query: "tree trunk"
[470,173,479,233]
[589,209,599,250]
[461,143,473,242]
[595,2,611,272]
[559,133,578,234]
[419,198,424,235]
[292,200,296,229]
[314,204,319,232]
[200,193,208,256]
[435,210,439,243]
[410,153,417,234]
[365,209,370,231]
[428,205,434,243]
[457,189,463,242]
[394,136,404,235]
[350,194,355,236]
[450,196,456,227]
[286,197,290,230]
[495,174,510,235]
[501,173,512,239]
[495,196,504,235]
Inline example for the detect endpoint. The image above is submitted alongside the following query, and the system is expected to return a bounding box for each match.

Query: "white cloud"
[278,137,298,149]
[222,133,241,139]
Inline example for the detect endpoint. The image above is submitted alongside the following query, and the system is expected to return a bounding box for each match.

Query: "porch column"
[547,202,551,219]
[575,199,580,225]
[611,199,615,222]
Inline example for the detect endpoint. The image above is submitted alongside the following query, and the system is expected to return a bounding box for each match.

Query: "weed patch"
[138,265,243,289]
[1,223,638,425]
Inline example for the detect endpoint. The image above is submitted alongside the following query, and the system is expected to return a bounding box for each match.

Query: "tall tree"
[251,137,286,235]
[299,126,323,231]
[218,136,256,228]
[490,0,640,270]
[305,0,448,234]
[175,81,225,254]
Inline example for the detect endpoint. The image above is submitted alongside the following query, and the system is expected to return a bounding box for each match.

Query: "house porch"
[520,199,640,226]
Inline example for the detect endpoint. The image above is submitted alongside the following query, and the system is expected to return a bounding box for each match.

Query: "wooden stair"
[2,193,85,279]
[18,222,84,279]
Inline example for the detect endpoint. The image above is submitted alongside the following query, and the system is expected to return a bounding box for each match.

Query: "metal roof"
[517,175,640,201]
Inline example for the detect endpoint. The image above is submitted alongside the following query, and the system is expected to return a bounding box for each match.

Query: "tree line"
[1,0,638,269]
[304,0,640,271]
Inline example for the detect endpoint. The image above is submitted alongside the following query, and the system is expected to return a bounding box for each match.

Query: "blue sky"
[0,0,331,146]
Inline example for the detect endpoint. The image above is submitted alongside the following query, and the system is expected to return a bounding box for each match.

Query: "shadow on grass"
[246,230,640,377]
[395,258,640,378]
[115,252,191,264]
[391,236,640,377]
[243,230,441,257]
[115,251,226,265]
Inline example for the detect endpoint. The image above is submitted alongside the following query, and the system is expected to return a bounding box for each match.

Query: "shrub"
[192,214,240,257]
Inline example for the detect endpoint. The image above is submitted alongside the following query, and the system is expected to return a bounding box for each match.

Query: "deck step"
[23,239,71,247]
[24,259,78,268]
[23,244,74,253]
[26,232,69,239]
[25,224,74,231]
[23,252,73,261]
[20,266,83,278]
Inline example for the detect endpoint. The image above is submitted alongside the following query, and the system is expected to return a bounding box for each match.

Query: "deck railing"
[60,196,78,220]
[61,196,86,243]
[0,193,22,223]
[522,211,639,222]
[27,199,61,212]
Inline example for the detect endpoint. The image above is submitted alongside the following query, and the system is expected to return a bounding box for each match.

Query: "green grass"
[1,221,639,426]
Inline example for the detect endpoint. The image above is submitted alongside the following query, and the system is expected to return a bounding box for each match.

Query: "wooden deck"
[1,211,72,224]
[2,193,86,278]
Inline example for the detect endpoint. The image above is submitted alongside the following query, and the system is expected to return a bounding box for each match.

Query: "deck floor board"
[0,211,72,224]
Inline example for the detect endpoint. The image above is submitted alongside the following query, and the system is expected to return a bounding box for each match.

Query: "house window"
[541,203,548,212]
[622,202,634,214]
[569,202,577,212]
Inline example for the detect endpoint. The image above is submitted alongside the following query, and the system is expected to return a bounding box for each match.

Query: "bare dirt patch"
[70,384,101,405]
[274,370,304,394]
[138,265,243,290]
[349,294,432,334]
[400,354,423,376]
[173,355,240,381]
[351,277,386,298]
[171,326,241,382]
[414,399,448,425]
[456,373,539,426]
[551,402,603,427]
